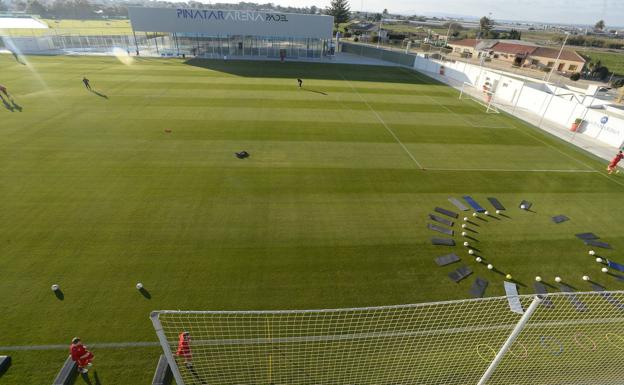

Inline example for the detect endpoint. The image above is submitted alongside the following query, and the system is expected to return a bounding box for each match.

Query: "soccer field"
[1,54,624,384]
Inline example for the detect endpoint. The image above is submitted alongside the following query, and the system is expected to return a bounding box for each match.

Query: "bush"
[353,37,359,42]
[570,73,581,81]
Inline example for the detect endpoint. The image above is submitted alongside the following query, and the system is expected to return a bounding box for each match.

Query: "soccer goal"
[459,81,500,114]
[152,291,624,385]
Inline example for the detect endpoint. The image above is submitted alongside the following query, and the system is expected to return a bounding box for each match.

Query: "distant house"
[489,41,537,66]
[527,47,586,73]
[447,39,497,57]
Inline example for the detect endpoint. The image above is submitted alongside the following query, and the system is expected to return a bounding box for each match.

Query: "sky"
[207,0,624,26]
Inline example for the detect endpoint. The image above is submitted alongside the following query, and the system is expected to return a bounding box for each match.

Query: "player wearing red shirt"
[176,332,192,363]
[607,151,624,174]
[70,337,94,374]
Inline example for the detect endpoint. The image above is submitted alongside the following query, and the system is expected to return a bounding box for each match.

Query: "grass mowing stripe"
[339,73,425,170]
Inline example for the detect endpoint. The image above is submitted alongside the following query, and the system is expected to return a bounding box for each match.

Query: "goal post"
[459,81,500,114]
[152,291,624,385]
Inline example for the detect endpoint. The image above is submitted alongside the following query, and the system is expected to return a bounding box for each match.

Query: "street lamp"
[546,32,569,83]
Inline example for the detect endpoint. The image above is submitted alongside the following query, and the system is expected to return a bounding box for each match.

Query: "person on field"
[607,150,624,174]
[297,78,303,88]
[82,76,91,90]
[176,332,207,384]
[70,337,94,374]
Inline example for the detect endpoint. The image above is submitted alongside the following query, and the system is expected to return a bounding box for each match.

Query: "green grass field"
[579,49,624,76]
[2,54,624,384]
[2,18,132,36]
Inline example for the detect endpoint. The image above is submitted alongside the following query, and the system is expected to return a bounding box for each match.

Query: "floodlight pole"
[546,32,569,83]
[151,312,186,385]
[477,296,543,385]
[377,18,383,48]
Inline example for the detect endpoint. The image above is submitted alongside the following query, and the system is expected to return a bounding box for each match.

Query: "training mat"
[469,277,488,298]
[462,196,486,213]
[434,253,460,266]
[504,281,524,314]
[434,207,458,219]
[584,239,612,249]
[432,238,455,246]
[487,197,506,211]
[608,260,624,272]
[448,197,469,211]
[534,282,554,308]
[448,265,473,283]
[576,232,599,240]
[429,214,454,227]
[428,223,454,236]
[552,215,569,224]
[560,284,588,312]
[519,200,532,209]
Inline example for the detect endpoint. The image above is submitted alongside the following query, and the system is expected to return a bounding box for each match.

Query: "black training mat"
[434,253,460,266]
[469,277,488,298]
[534,282,554,308]
[519,200,532,209]
[560,284,588,312]
[584,239,612,249]
[432,238,455,246]
[448,197,469,211]
[487,197,505,211]
[551,215,569,224]
[235,151,250,159]
[448,265,472,283]
[428,223,454,236]
[434,207,458,219]
[429,214,454,227]
[576,232,599,240]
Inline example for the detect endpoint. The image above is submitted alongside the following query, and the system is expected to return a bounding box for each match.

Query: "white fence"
[413,54,624,149]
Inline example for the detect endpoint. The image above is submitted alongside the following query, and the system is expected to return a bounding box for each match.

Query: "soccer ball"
[505,274,512,280]
[496,210,501,214]
[475,257,482,262]
[602,267,609,273]
[463,241,469,247]
[582,275,590,281]
[136,282,143,290]
[51,284,59,291]
[472,212,478,217]
[484,211,489,215]
[463,217,468,221]
[461,231,467,236]
[520,205,526,210]
[535,276,542,282]
[596,257,603,263]
[468,249,475,255]
[589,250,595,256]
[461,224,467,228]
[555,276,562,283]
[487,264,494,270]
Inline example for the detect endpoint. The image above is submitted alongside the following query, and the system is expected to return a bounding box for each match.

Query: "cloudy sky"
[211,0,624,26]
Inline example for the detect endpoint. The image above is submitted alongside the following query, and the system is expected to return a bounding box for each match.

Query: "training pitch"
[1,54,624,383]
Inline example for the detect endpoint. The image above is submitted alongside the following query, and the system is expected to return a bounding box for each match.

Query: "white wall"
[415,55,624,149]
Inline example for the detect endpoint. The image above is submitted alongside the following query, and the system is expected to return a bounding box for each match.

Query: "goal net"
[152,291,624,385]
[459,81,500,114]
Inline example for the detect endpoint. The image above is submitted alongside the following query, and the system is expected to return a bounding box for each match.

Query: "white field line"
[4,315,624,351]
[0,341,159,351]
[425,167,598,173]
[401,68,599,170]
[339,73,424,170]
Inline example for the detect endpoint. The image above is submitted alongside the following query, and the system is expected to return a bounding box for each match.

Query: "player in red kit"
[176,332,207,384]
[607,150,624,174]
[70,337,94,374]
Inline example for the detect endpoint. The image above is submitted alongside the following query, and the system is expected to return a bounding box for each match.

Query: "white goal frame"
[152,291,624,385]
[459,81,500,114]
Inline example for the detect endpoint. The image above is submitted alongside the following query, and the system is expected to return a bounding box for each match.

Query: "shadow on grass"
[139,287,152,299]
[90,90,108,99]
[54,289,64,301]
[303,88,328,96]
[183,58,436,84]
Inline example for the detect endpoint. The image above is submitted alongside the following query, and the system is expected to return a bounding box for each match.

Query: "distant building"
[447,38,586,73]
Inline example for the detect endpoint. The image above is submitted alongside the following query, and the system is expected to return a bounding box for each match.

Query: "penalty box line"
[339,73,425,170]
[0,341,160,351]
[425,167,599,173]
